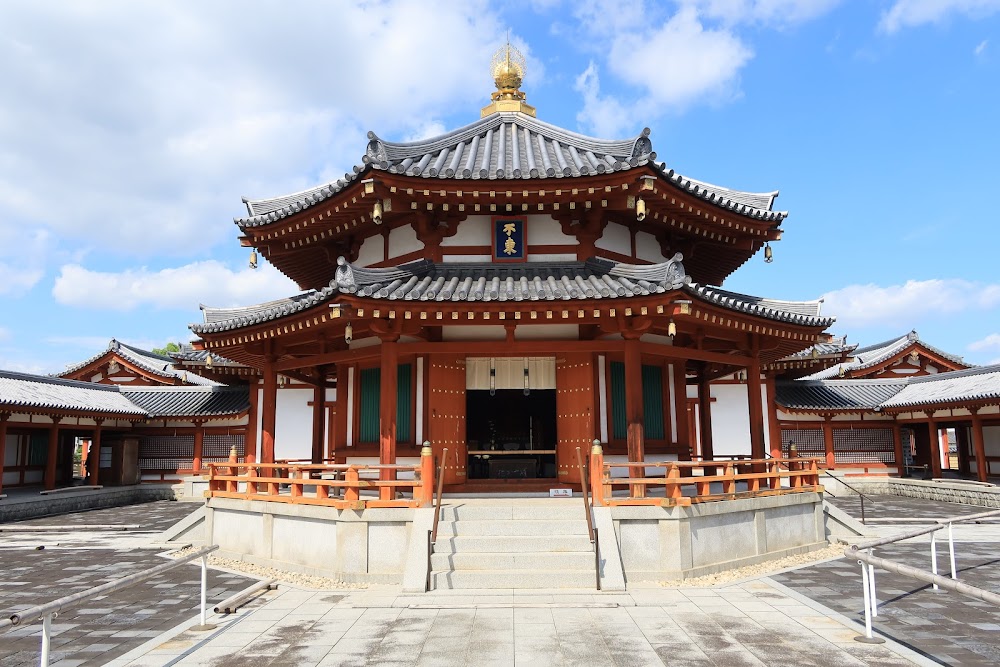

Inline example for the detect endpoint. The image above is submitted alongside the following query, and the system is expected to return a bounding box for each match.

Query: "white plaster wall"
[710,384,752,457]
[596,221,631,255]
[274,387,314,460]
[445,254,491,263]
[388,224,421,258]
[526,215,573,244]
[514,324,579,340]
[442,325,506,341]
[356,235,383,267]
[530,253,576,262]
[984,427,1000,476]
[635,231,666,263]
[442,215,490,246]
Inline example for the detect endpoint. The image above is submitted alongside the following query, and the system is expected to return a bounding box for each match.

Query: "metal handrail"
[576,447,600,590]
[575,447,595,544]
[3,545,220,665]
[430,448,448,545]
[846,506,1000,642]
[819,469,877,524]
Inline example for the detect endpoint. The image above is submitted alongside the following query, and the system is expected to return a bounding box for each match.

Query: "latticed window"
[203,434,245,464]
[610,361,667,441]
[138,434,194,471]
[833,428,894,464]
[780,428,823,456]
[358,364,413,444]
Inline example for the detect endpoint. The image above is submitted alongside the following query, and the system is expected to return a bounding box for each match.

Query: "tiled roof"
[59,339,220,386]
[803,330,967,380]
[193,256,831,334]
[786,336,855,360]
[684,285,832,327]
[120,386,249,418]
[776,379,907,411]
[236,113,784,228]
[0,371,147,416]
[879,365,1000,410]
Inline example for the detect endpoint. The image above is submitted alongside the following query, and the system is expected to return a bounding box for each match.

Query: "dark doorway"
[466,389,556,479]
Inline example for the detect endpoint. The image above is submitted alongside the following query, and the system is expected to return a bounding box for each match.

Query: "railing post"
[201,555,208,626]
[590,441,606,506]
[40,612,53,667]
[207,464,217,492]
[860,561,875,640]
[420,442,434,507]
[948,522,957,579]
[289,467,302,498]
[227,445,238,493]
[665,463,682,502]
[930,532,939,590]
[247,464,258,495]
[723,462,736,496]
[345,467,360,503]
[868,548,878,617]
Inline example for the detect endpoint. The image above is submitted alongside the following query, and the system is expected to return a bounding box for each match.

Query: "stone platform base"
[824,476,1000,508]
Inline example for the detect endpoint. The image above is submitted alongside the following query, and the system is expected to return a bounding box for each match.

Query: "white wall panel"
[356,235,383,267]
[442,215,489,246]
[596,221,631,255]
[274,387,314,461]
[710,384,751,457]
[388,224,421,258]
[635,231,665,263]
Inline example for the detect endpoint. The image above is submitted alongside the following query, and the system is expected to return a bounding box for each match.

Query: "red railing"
[590,446,822,506]
[206,447,435,509]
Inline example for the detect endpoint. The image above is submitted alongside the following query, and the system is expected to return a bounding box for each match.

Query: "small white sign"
[549,488,572,498]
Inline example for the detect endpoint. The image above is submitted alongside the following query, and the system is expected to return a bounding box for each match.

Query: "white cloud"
[52,260,298,312]
[404,121,449,143]
[880,0,1000,33]
[569,0,841,134]
[976,39,989,54]
[0,327,10,343]
[679,0,842,27]
[969,333,1000,351]
[0,1,506,260]
[822,279,1000,329]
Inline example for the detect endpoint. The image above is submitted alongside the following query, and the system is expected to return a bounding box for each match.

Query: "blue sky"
[2,0,999,373]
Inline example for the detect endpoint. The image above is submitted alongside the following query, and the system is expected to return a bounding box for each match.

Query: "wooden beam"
[972,410,989,482]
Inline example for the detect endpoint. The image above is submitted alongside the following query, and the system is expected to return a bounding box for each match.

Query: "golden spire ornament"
[481,35,536,117]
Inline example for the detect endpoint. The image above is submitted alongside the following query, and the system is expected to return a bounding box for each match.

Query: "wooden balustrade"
[589,446,822,507]
[206,447,435,509]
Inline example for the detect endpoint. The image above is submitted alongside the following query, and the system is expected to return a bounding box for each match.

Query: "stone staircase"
[429,501,598,590]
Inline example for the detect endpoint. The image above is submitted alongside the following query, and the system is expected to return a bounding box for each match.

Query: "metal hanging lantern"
[249,249,258,269]
[523,359,530,396]
[489,358,496,396]
[344,322,353,345]
[205,353,213,370]
[764,242,773,263]
[667,319,677,339]
[372,200,383,225]
[636,198,647,222]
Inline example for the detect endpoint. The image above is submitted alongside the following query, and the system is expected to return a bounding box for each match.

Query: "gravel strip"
[660,544,845,587]
[168,546,367,590]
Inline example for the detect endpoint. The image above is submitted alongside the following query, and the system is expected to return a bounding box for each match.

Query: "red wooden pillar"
[672,363,690,458]
[822,417,835,468]
[244,379,258,464]
[0,413,9,495]
[746,353,765,462]
[192,422,205,473]
[972,411,989,482]
[697,368,714,466]
[44,418,62,491]
[88,420,103,486]
[334,363,349,462]
[891,421,905,477]
[379,336,399,499]
[311,374,326,465]
[926,412,942,478]
[623,337,644,495]
[766,375,783,460]
[260,363,278,464]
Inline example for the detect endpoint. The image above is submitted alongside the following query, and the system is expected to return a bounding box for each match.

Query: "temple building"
[188,43,837,488]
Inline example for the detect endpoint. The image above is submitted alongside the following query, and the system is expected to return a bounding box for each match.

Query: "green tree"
[152,342,181,356]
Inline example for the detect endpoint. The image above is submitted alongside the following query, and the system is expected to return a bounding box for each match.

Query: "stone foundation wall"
[205,497,417,584]
[610,493,827,581]
[0,485,178,523]
[826,478,1000,509]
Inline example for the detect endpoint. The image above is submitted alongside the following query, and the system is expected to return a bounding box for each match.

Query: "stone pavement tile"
[515,635,565,666]
[651,642,713,666]
[517,622,558,637]
[513,606,553,624]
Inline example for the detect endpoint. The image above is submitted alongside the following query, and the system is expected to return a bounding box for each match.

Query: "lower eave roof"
[192,257,833,335]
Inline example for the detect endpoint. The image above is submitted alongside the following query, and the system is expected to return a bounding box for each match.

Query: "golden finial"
[481,33,536,118]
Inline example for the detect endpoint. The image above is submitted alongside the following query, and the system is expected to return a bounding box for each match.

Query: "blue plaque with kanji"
[492,216,527,262]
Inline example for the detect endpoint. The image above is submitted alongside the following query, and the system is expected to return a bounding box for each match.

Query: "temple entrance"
[466,389,557,480]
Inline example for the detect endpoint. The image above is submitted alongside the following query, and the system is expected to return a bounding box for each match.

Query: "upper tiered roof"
[58,339,220,386]
[238,113,782,228]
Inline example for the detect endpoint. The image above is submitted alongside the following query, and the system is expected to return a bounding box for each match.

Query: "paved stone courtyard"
[1,495,998,666]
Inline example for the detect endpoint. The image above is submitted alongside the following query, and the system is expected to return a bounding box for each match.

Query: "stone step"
[439,503,580,522]
[433,519,589,537]
[430,569,598,590]
[435,534,594,554]
[430,550,594,572]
